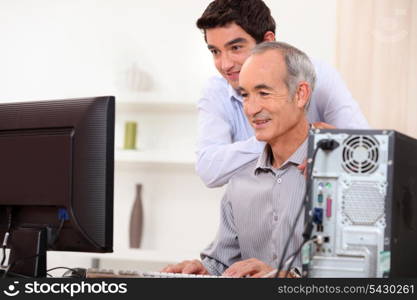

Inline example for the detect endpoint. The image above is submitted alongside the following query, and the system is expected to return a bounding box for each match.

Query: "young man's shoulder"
[199,75,233,110]
[309,57,340,81]
[202,75,229,94]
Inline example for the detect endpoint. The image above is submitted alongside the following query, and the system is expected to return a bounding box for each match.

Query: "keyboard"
[86,269,226,278]
[135,271,224,278]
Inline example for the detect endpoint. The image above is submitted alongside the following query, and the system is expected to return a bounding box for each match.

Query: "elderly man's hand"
[222,258,275,278]
[161,259,209,275]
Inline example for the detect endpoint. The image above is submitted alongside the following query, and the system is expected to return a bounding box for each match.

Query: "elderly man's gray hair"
[251,41,316,105]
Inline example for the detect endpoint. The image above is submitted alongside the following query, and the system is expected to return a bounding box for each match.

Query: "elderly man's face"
[239,50,305,144]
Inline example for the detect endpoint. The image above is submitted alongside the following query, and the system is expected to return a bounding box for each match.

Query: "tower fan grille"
[342,135,379,174]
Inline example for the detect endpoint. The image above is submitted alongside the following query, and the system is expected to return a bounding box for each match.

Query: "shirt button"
[274,215,278,221]
[273,254,277,260]
[277,178,282,184]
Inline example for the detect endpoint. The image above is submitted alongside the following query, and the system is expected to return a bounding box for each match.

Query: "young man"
[163,41,315,277]
[195,0,369,188]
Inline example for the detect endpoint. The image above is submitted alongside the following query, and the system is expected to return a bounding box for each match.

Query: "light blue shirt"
[196,59,369,188]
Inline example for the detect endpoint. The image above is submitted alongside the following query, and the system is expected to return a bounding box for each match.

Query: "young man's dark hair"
[196,0,276,43]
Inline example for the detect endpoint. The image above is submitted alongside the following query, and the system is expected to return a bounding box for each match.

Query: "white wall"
[0,0,215,102]
[0,0,337,103]
[266,0,338,64]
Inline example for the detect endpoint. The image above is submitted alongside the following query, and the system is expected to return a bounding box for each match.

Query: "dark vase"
[129,183,143,248]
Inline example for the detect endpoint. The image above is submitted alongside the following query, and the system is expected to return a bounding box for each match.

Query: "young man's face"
[206,22,257,89]
[239,50,306,144]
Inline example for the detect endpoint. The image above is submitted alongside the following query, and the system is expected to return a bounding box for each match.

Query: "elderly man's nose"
[245,98,262,116]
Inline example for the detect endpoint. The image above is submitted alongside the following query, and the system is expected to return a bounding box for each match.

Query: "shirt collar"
[254,145,274,173]
[228,83,243,103]
[254,138,308,175]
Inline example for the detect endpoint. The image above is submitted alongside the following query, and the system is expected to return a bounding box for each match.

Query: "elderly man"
[163,41,313,277]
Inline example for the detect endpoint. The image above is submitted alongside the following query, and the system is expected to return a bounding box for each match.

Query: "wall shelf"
[115,94,197,113]
[115,149,195,165]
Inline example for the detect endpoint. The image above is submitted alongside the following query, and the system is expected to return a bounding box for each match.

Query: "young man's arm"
[195,79,264,188]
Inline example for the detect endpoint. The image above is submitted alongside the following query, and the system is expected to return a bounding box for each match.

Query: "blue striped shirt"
[201,139,308,275]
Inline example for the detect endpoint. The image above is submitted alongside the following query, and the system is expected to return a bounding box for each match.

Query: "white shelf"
[115,94,197,113]
[115,149,195,165]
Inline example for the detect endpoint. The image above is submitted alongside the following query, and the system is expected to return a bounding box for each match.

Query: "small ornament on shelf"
[129,183,144,248]
[124,121,137,150]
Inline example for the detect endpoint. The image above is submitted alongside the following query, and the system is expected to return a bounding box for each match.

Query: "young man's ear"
[294,82,311,109]
[263,31,275,42]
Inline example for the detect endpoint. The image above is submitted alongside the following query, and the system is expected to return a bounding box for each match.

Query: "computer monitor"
[0,96,115,277]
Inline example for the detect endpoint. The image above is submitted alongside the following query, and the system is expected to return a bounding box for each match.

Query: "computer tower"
[303,129,417,277]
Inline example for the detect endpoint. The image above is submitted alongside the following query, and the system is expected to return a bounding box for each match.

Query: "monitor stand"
[6,227,47,277]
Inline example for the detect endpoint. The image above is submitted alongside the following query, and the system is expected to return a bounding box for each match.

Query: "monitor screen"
[0,96,115,277]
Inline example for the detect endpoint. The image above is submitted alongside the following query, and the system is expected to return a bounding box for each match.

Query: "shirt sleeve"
[311,59,370,129]
[195,81,265,188]
[200,190,241,275]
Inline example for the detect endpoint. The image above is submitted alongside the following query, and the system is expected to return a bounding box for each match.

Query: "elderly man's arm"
[199,191,242,275]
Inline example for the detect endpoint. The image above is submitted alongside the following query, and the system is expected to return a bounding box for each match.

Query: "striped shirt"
[201,139,307,275]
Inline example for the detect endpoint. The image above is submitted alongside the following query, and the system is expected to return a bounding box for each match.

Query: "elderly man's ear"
[294,82,311,109]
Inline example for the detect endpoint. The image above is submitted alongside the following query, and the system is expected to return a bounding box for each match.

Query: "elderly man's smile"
[252,118,272,129]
